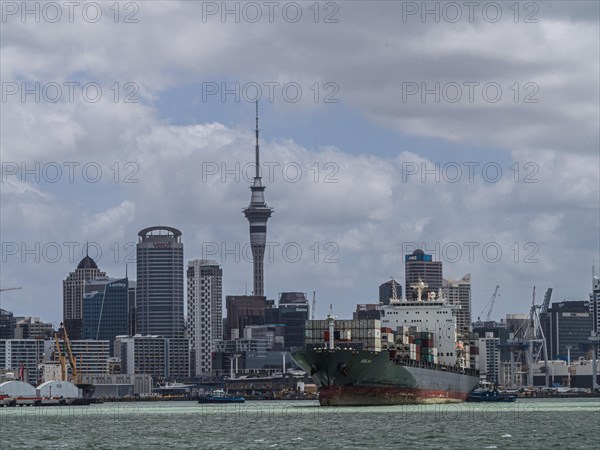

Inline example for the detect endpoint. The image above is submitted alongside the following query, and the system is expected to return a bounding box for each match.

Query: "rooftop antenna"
[125,263,128,278]
[86,241,89,257]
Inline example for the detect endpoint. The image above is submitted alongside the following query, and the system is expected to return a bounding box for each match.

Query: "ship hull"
[292,348,479,406]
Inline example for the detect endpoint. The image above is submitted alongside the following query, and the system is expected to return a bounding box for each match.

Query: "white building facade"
[187,259,223,376]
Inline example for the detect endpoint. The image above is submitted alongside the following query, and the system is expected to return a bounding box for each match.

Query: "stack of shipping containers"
[468,341,479,370]
[304,319,381,351]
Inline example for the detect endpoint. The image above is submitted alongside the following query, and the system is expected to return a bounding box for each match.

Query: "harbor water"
[1,398,598,448]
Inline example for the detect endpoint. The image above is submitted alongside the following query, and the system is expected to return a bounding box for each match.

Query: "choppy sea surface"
[1,398,599,449]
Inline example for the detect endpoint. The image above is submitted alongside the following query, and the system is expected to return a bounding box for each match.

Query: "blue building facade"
[83,277,129,354]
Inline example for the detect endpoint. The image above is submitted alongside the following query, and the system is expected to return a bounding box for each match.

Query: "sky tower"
[243,102,273,296]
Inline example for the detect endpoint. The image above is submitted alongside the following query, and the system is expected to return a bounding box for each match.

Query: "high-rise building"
[14,317,54,339]
[379,279,402,304]
[0,309,16,339]
[63,254,106,340]
[404,249,442,301]
[187,259,223,376]
[591,276,600,359]
[226,295,266,340]
[243,103,273,297]
[243,325,285,351]
[82,277,129,354]
[0,339,45,384]
[591,276,600,335]
[473,320,511,361]
[442,274,472,336]
[67,340,110,375]
[277,292,309,350]
[128,280,136,335]
[136,226,184,339]
[478,332,501,384]
[544,300,593,360]
[353,304,381,320]
[115,335,189,380]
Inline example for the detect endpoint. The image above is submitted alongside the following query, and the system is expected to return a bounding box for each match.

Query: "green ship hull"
[292,348,479,406]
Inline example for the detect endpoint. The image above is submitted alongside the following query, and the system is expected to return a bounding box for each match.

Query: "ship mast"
[327,304,335,349]
[410,278,428,302]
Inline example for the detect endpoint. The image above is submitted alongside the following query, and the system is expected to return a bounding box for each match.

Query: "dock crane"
[60,322,80,384]
[0,287,22,313]
[541,288,552,314]
[506,286,550,388]
[53,332,67,381]
[477,285,500,322]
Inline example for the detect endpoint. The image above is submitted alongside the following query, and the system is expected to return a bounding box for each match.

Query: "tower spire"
[255,100,260,180]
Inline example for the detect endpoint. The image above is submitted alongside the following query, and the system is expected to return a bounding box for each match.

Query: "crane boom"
[0,287,22,292]
[60,322,79,383]
[486,285,500,321]
[478,285,500,322]
[53,332,67,381]
[541,288,552,314]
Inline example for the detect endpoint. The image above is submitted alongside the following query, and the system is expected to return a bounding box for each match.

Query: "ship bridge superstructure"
[379,288,458,366]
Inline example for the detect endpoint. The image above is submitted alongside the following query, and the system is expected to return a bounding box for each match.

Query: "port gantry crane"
[506,287,551,388]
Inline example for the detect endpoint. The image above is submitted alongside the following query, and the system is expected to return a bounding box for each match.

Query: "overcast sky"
[1,1,599,325]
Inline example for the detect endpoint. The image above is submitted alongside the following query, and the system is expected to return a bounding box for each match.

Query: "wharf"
[516,391,600,399]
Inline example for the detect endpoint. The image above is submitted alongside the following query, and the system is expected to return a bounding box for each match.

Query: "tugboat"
[197,389,245,404]
[466,387,516,402]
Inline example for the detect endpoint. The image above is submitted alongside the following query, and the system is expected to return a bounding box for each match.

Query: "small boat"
[198,389,245,404]
[466,389,516,402]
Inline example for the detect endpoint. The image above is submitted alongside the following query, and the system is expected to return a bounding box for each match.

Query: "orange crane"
[60,322,80,383]
[53,332,67,381]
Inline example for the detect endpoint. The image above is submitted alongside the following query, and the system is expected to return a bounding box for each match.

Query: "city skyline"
[1,224,599,325]
[1,2,598,326]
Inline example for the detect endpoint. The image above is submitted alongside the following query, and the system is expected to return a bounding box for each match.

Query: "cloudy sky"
[1,1,598,325]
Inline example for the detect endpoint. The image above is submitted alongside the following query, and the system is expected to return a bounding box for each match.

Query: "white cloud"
[1,1,598,322]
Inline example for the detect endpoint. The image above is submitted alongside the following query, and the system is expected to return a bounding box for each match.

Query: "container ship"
[292,280,480,406]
